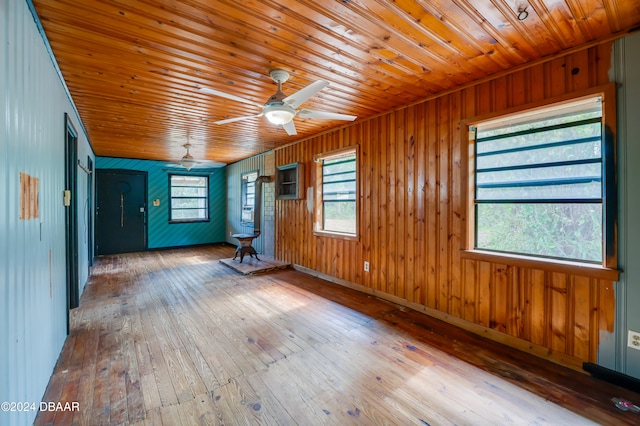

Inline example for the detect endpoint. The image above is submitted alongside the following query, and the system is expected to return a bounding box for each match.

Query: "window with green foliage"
[169,174,209,222]
[241,171,257,224]
[315,148,357,236]
[472,96,612,263]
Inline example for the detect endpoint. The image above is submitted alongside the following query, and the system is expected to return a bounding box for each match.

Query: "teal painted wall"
[96,157,226,249]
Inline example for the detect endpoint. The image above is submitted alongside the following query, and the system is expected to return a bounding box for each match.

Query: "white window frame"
[241,170,258,224]
[463,85,618,279]
[313,146,359,240]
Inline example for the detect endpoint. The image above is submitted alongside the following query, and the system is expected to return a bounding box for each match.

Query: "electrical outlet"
[364,261,370,272]
[628,330,640,351]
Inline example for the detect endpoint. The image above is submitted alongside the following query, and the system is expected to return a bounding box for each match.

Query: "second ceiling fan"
[200,69,357,136]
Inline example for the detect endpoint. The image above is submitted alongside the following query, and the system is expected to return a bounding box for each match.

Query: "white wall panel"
[613,32,640,379]
[226,153,273,255]
[0,0,10,419]
[0,1,93,424]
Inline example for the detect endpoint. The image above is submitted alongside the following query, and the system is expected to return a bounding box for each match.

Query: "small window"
[169,174,209,222]
[241,171,258,224]
[471,96,612,263]
[314,147,358,237]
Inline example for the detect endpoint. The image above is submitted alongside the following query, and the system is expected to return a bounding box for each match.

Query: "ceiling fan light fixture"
[264,104,296,125]
[180,154,197,171]
[180,143,197,171]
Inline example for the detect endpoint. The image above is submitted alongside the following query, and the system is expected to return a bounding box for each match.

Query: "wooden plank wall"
[274,43,615,366]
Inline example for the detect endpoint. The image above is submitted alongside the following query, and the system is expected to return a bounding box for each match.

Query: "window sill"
[313,230,359,242]
[460,250,620,281]
[169,219,210,224]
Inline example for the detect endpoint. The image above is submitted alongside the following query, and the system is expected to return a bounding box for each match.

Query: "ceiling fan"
[169,143,226,171]
[200,69,357,136]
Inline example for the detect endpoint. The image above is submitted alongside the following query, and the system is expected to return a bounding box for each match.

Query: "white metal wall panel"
[604,32,640,379]
[0,1,9,422]
[226,154,268,254]
[77,133,93,293]
[1,1,94,425]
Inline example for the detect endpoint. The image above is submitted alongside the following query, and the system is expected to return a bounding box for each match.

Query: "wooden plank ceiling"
[31,0,640,166]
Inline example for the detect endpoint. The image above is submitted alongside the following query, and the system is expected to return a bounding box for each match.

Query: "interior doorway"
[86,157,94,267]
[64,114,79,334]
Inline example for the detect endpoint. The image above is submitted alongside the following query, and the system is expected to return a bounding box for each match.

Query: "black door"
[96,170,147,255]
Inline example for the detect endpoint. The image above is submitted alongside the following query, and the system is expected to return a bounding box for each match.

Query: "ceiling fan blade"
[200,87,264,109]
[214,113,263,125]
[282,120,297,136]
[191,160,227,168]
[298,109,357,121]
[283,80,329,108]
[167,159,226,169]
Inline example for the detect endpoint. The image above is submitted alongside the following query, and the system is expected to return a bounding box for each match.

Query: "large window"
[241,171,257,224]
[314,147,357,236]
[471,96,613,264]
[169,174,209,222]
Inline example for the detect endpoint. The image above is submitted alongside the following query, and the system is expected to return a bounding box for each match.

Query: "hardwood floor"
[36,245,640,425]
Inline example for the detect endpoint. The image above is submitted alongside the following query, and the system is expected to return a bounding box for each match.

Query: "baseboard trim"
[583,362,640,392]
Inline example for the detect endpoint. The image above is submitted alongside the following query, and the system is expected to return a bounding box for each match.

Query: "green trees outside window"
[473,96,607,263]
[318,150,357,235]
[169,175,209,222]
